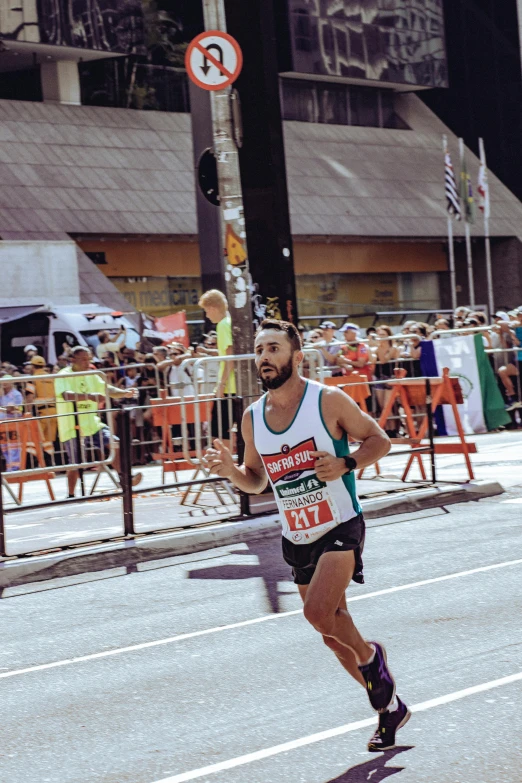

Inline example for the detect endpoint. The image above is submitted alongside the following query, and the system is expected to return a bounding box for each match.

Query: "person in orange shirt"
[30,355,58,444]
[336,323,373,381]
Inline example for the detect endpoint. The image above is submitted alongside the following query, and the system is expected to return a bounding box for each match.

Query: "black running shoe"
[358,642,396,712]
[367,697,411,752]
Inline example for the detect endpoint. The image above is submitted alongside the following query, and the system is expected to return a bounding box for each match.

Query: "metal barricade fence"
[0,338,493,557]
[0,369,119,509]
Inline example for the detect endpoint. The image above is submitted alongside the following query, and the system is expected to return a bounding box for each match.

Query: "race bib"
[262,437,341,543]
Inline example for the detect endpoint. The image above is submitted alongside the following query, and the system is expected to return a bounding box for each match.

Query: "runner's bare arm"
[203,408,268,494]
[316,386,390,475]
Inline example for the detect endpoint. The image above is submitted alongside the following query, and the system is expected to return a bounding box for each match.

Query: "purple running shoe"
[367,697,411,752]
[358,641,396,712]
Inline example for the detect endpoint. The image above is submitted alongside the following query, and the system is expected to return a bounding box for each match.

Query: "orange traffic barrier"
[151,393,214,480]
[359,368,475,482]
[0,414,55,502]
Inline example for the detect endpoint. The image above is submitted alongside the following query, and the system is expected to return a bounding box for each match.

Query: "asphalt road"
[1,490,522,783]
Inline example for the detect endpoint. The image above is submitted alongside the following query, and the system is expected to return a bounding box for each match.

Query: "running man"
[204,319,410,752]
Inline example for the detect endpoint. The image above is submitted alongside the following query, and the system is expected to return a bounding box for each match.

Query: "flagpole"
[479,137,494,320]
[443,134,458,310]
[459,137,475,308]
[447,214,457,310]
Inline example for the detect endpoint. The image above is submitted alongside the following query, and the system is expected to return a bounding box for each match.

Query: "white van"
[0,303,140,366]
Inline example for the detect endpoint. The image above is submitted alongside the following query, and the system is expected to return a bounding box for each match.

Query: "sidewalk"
[2,429,520,589]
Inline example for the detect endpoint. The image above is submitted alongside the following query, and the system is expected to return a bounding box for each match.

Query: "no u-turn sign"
[185,31,243,91]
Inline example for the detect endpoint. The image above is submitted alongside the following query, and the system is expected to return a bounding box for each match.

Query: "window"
[380,90,395,129]
[85,252,107,265]
[351,87,379,128]
[54,332,77,359]
[281,79,409,130]
[317,84,349,125]
[282,80,317,123]
[80,328,140,352]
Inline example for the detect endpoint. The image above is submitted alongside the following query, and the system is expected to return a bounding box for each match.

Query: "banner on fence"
[154,311,189,348]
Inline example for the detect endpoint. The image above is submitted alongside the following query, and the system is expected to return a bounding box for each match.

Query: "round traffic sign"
[185,31,243,91]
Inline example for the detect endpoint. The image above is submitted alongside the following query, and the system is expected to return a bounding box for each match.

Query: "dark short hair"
[256,319,302,352]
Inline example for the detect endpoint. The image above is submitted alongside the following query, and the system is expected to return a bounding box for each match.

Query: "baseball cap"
[495,311,509,321]
[0,374,13,381]
[339,322,359,333]
[24,344,37,353]
[30,355,46,366]
[319,321,337,330]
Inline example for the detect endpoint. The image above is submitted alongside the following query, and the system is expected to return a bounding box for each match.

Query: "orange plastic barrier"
[0,414,55,502]
[359,368,475,482]
[150,393,214,480]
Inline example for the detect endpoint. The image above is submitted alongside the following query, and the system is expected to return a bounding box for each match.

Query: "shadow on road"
[186,537,294,613]
[327,746,414,782]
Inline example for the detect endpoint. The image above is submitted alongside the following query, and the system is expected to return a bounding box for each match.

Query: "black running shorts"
[281,514,365,586]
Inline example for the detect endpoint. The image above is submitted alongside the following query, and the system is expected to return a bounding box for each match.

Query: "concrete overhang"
[0,38,125,72]
[279,70,434,92]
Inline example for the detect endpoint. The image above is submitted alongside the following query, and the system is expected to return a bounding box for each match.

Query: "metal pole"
[479,138,494,319]
[73,402,85,497]
[459,138,475,308]
[443,135,458,311]
[447,216,457,311]
[233,395,250,515]
[202,0,255,368]
[0,455,6,557]
[120,409,135,536]
[425,378,437,484]
[464,222,475,308]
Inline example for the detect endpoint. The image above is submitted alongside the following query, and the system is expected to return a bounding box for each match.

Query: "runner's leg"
[302,549,398,714]
[301,549,374,666]
[298,582,365,687]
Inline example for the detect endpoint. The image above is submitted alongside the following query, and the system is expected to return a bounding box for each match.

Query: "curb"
[0,480,503,590]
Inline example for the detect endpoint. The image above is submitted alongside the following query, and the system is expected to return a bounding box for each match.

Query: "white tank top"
[251,379,362,545]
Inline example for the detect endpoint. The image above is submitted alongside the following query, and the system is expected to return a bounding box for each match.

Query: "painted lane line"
[0,613,293,681]
[1,556,522,681]
[152,671,522,783]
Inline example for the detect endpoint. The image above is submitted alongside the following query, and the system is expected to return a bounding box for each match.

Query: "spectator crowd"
[299,305,522,434]
[0,324,221,483]
[0,303,521,485]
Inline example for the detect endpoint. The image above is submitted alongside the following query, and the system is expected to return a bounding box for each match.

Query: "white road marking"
[152,671,522,783]
[1,556,522,681]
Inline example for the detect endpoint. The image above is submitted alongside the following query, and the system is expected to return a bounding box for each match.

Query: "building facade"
[0,0,521,324]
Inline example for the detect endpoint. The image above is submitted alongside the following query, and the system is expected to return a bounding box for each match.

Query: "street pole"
[442,135,458,311]
[447,216,457,311]
[459,137,475,308]
[201,0,255,364]
[479,137,494,319]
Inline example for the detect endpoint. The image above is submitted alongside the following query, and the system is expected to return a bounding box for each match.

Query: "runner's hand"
[311,450,347,482]
[203,439,235,478]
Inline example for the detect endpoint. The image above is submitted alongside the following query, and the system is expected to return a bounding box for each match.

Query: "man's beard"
[258,357,294,390]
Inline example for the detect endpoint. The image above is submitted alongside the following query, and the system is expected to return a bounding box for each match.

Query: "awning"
[0,305,45,325]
